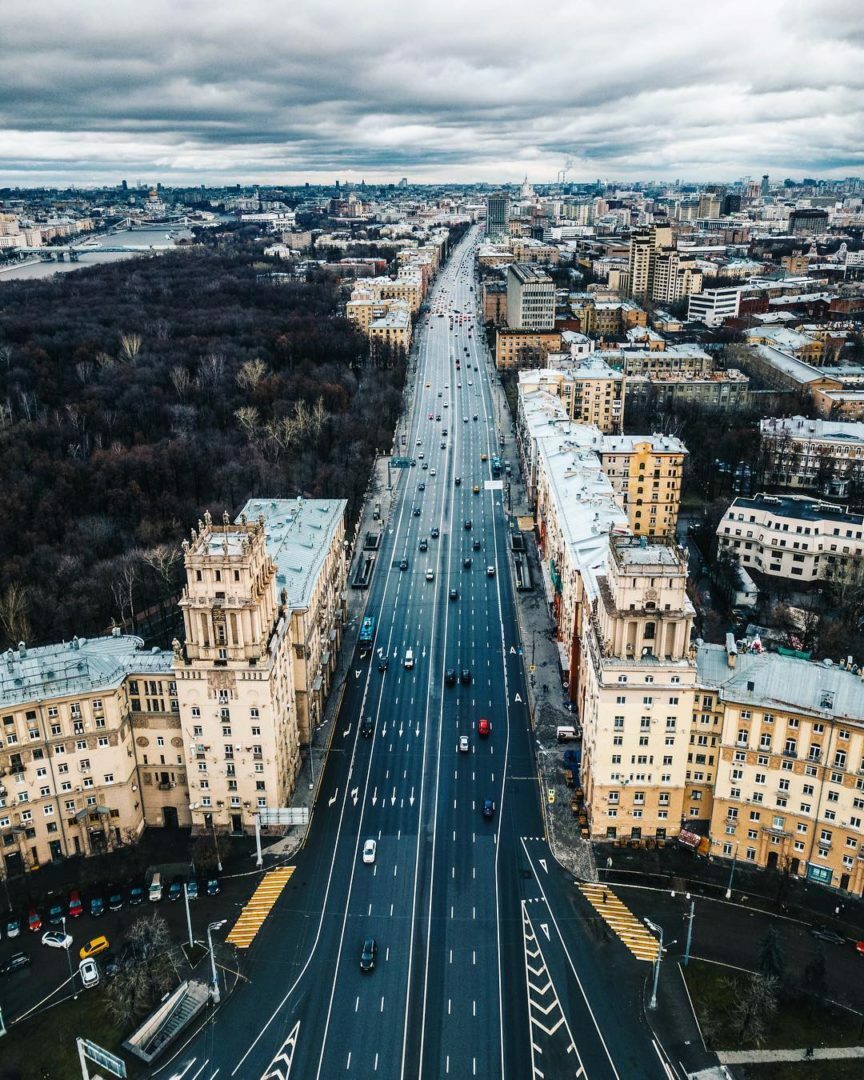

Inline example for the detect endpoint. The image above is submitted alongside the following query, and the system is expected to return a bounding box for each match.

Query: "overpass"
[11,241,176,262]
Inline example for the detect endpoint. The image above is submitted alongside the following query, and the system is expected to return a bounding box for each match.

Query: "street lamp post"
[207,919,227,1004]
[726,840,740,899]
[62,916,77,1000]
[210,815,222,874]
[643,917,675,1010]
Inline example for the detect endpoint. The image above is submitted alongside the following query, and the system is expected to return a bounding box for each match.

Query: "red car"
[856,940,864,957]
[477,719,491,737]
[27,906,42,933]
[68,890,83,918]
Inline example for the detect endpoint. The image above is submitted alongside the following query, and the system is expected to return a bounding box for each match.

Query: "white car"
[426,569,434,581]
[458,735,470,753]
[430,469,437,476]
[42,930,73,950]
[363,839,377,864]
[79,957,100,988]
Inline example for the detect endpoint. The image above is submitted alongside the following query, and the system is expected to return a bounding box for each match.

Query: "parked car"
[68,890,83,918]
[360,937,378,972]
[47,901,65,926]
[0,951,31,976]
[6,914,21,938]
[79,957,100,989]
[186,879,199,901]
[206,878,221,897]
[79,935,109,960]
[168,877,183,902]
[101,951,120,978]
[27,906,42,933]
[89,895,105,918]
[128,884,145,906]
[42,930,73,950]
[108,886,124,912]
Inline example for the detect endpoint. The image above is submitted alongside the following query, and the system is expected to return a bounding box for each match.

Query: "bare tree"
[141,545,182,591]
[110,552,142,630]
[119,332,143,362]
[198,351,226,390]
[236,357,268,392]
[0,583,31,647]
[105,913,178,1026]
[730,972,779,1047]
[235,405,261,445]
[170,366,192,400]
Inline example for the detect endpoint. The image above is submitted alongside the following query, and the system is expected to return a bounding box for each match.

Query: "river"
[0,227,182,283]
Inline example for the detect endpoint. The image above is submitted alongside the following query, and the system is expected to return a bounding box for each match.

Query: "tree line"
[0,243,406,648]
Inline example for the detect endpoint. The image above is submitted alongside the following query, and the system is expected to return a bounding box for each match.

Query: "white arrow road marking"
[539,858,548,874]
[342,724,352,738]
[514,692,523,703]
[328,789,338,807]
[391,787,397,806]
[260,1019,301,1080]
[372,787,378,806]
[540,923,550,940]
[354,670,362,679]
[351,787,359,806]
[409,787,415,807]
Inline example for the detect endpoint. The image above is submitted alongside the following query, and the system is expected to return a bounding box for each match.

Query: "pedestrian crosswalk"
[226,867,295,949]
[578,883,659,963]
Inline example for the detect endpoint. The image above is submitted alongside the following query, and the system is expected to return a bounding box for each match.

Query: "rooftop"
[697,642,864,723]
[724,492,864,526]
[239,498,347,611]
[751,345,833,386]
[0,634,172,709]
[761,415,864,444]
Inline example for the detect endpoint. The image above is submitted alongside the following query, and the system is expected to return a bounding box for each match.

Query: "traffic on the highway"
[160,225,669,1080]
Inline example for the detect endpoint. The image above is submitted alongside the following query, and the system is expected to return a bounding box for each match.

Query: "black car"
[206,878,221,897]
[378,657,389,672]
[0,952,31,976]
[360,937,377,972]
[430,528,440,539]
[464,520,472,530]
[362,716,374,738]
[445,669,457,687]
[482,799,495,818]
[472,539,481,551]
[412,507,421,517]
[89,895,105,918]
[128,884,145,906]
[108,886,124,912]
[47,901,64,926]
[399,558,409,571]
[102,951,120,979]
[168,877,184,902]
[463,557,472,569]
[454,477,461,486]
[460,669,472,685]
[419,538,428,551]
[418,482,426,492]
[449,588,458,601]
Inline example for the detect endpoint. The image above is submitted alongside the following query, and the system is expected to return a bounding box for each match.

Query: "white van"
[404,649,415,669]
[148,873,163,902]
[556,725,580,742]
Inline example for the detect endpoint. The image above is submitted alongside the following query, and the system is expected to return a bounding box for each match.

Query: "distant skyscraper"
[486,192,510,238]
[761,174,770,196]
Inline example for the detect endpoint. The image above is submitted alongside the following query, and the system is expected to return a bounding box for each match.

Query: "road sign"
[390,457,414,468]
[77,1039,127,1079]
[258,807,310,826]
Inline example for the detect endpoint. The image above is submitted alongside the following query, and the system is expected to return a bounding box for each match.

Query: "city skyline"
[2,0,863,187]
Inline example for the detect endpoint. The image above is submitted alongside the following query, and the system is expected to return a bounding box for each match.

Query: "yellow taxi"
[480,453,488,462]
[79,935,110,960]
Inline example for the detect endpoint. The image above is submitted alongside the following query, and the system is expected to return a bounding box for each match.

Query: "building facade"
[760,416,864,498]
[506,263,555,330]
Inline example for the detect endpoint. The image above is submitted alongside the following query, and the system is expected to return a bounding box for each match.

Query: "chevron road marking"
[260,1020,301,1080]
[226,867,295,949]
[520,901,584,1078]
[578,883,660,962]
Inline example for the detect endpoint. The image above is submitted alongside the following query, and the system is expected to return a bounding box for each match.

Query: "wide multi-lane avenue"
[162,227,669,1080]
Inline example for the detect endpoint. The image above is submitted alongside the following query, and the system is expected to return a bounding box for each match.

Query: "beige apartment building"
[506,263,555,330]
[495,329,561,371]
[351,274,424,314]
[599,434,686,538]
[701,642,864,894]
[519,362,625,434]
[625,369,751,413]
[760,416,864,498]
[717,493,864,586]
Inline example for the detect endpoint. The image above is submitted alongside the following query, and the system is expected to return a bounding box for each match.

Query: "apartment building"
[701,642,864,893]
[506,263,555,330]
[576,536,698,842]
[760,416,864,498]
[599,434,686,538]
[603,345,713,378]
[0,633,174,873]
[717,493,864,586]
[746,326,823,364]
[486,193,510,239]
[481,280,507,325]
[495,329,561,371]
[624,225,703,304]
[352,274,425,313]
[368,303,412,357]
[651,250,704,305]
[525,359,625,434]
[626,369,751,413]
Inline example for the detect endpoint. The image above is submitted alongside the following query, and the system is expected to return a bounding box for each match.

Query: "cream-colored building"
[0,633,175,872]
[506,263,555,331]
[701,642,864,894]
[519,361,625,434]
[717,493,864,586]
[347,296,412,355]
[760,416,864,498]
[495,329,561,371]
[599,434,686,538]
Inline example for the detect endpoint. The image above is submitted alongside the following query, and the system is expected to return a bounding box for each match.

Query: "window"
[97,737,108,748]
[103,773,114,784]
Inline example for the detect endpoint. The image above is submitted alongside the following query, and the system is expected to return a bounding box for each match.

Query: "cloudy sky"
[2,0,862,187]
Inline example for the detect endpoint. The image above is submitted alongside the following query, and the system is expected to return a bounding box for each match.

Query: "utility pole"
[183,883,194,949]
[643,918,675,1010]
[62,916,77,1000]
[207,920,227,1004]
[726,840,740,899]
[683,898,695,966]
[254,814,263,868]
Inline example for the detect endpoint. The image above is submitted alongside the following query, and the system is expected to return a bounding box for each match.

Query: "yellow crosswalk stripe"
[578,884,659,962]
[226,867,295,948]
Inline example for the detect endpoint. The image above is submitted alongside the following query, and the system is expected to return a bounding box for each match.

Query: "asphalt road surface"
[159,227,668,1080]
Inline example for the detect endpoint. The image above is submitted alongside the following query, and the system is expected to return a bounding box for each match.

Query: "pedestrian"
[602,891,607,904]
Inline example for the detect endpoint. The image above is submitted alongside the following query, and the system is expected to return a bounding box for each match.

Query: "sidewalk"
[484,356,597,883]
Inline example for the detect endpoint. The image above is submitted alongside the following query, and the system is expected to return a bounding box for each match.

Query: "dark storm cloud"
[1,0,862,185]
